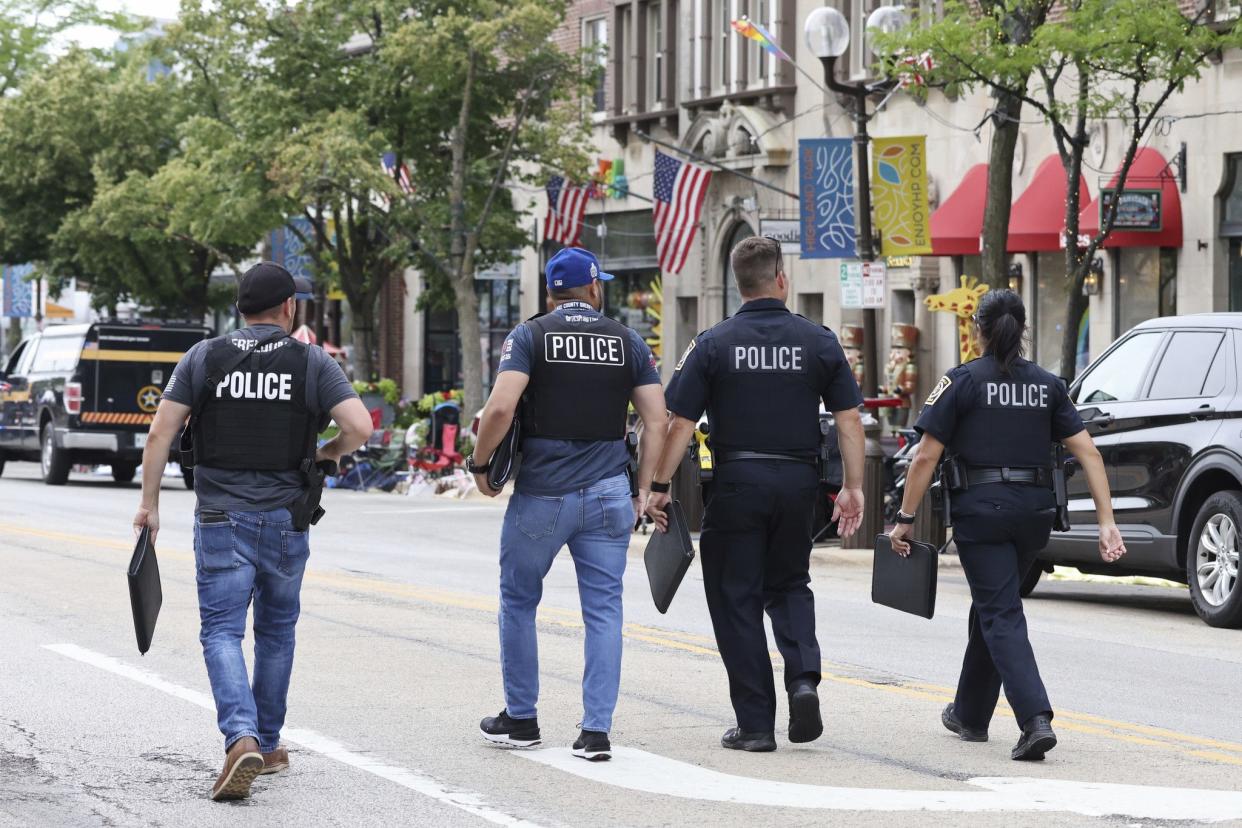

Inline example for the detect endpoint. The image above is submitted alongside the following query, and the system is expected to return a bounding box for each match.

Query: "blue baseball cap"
[545,248,614,291]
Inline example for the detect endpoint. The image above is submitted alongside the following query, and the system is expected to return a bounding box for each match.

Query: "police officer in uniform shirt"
[888,289,1126,760]
[133,263,373,801]
[470,247,667,762]
[646,236,867,753]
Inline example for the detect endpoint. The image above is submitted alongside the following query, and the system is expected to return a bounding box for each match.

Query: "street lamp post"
[804,5,907,398]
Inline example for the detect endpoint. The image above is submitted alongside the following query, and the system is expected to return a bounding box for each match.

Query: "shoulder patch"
[674,338,697,371]
[925,374,952,406]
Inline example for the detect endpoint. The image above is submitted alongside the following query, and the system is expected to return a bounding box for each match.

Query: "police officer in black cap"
[888,288,1126,761]
[134,262,373,800]
[646,235,866,752]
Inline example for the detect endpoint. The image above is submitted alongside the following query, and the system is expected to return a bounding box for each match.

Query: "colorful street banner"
[268,217,317,282]
[798,138,857,260]
[872,135,933,256]
[731,16,793,63]
[2,263,34,318]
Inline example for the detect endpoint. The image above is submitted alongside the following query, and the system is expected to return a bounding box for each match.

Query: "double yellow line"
[6,519,1242,767]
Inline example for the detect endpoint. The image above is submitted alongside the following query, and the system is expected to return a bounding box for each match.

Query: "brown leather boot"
[211,736,263,801]
[260,745,289,775]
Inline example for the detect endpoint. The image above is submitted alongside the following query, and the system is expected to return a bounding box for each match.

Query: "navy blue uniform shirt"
[498,301,660,496]
[915,355,1085,468]
[665,298,862,455]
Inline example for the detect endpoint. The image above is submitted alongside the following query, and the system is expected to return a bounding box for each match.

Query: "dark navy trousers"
[950,483,1056,730]
[699,460,822,733]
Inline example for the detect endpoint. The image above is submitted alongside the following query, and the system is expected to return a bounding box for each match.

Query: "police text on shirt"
[730,345,804,373]
[543,332,626,366]
[984,381,1049,409]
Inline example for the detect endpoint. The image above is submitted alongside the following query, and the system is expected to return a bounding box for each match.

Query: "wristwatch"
[465,455,491,474]
[895,510,916,525]
[650,480,671,493]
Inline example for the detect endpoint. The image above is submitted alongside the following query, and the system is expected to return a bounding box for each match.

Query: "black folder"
[871,533,938,619]
[487,417,521,490]
[127,526,163,654]
[643,500,696,614]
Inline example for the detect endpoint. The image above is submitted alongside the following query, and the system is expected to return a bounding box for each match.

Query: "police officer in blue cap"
[888,288,1125,760]
[470,247,667,761]
[646,235,867,752]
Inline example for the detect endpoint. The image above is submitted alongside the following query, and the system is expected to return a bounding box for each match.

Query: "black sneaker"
[941,704,989,742]
[479,710,541,748]
[787,681,823,744]
[572,729,611,761]
[721,728,777,752]
[1012,714,1057,761]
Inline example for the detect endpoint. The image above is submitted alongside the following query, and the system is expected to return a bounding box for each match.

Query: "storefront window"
[603,272,661,350]
[422,279,520,395]
[1117,248,1160,333]
[1222,154,1242,309]
[1034,252,1071,372]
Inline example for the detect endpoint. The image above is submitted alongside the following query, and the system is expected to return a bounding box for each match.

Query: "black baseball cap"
[236,262,314,314]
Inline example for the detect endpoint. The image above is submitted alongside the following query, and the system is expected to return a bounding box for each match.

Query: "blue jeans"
[498,474,633,733]
[194,507,309,753]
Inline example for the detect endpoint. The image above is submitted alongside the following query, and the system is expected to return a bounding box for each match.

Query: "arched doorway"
[722,221,754,319]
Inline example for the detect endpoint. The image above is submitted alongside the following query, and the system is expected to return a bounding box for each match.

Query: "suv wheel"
[111,462,137,484]
[40,423,70,485]
[1187,491,1242,628]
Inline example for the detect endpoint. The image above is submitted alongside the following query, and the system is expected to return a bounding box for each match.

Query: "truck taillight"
[65,382,82,415]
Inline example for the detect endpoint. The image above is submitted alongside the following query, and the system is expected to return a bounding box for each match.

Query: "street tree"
[382,0,594,416]
[883,0,1240,376]
[0,50,250,319]
[162,0,592,404]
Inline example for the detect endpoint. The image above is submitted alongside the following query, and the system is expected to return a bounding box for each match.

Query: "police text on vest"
[732,345,804,372]
[543,332,626,366]
[985,381,1048,408]
[216,371,294,401]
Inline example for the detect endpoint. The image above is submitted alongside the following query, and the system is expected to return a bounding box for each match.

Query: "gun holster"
[1052,444,1071,532]
[289,458,338,532]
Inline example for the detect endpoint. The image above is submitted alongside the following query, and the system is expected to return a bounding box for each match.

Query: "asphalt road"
[2,461,1242,827]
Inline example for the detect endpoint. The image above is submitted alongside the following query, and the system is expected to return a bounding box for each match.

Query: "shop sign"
[760,219,801,254]
[1100,189,1162,231]
[840,261,886,310]
[476,259,521,280]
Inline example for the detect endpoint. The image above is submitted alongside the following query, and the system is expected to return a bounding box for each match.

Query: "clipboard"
[127,526,163,654]
[643,500,696,614]
[871,533,938,619]
[487,417,521,490]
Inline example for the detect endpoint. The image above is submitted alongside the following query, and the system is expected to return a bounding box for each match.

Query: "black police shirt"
[665,298,863,455]
[915,355,1085,468]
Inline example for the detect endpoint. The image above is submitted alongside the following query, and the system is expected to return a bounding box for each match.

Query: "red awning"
[1008,155,1088,252]
[1076,148,1182,249]
[930,164,988,256]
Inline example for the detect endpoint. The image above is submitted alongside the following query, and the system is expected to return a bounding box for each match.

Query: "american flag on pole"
[544,176,590,246]
[381,152,414,194]
[653,150,712,275]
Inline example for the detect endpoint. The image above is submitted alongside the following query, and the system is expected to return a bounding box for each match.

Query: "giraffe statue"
[925,275,990,363]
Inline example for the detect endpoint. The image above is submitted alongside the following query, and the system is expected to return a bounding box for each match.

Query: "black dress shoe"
[941,704,988,742]
[1012,713,1057,760]
[721,728,777,752]
[787,682,823,744]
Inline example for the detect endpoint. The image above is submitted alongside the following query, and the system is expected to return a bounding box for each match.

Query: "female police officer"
[887,288,1126,761]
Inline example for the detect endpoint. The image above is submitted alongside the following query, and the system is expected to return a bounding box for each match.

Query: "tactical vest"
[949,356,1058,469]
[522,308,635,441]
[706,309,825,456]
[192,334,316,471]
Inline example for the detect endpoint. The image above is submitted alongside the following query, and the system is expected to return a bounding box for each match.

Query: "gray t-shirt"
[163,324,357,513]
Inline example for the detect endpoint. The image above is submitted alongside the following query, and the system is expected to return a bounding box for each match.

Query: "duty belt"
[965,466,1052,487]
[716,450,817,467]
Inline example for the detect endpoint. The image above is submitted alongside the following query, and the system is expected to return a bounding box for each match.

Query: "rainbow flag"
[730,16,792,64]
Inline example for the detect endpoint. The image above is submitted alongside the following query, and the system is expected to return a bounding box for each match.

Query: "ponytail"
[976,288,1026,374]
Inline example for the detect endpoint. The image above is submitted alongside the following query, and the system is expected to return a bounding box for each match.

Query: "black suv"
[0,321,208,485]
[1037,314,1242,627]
